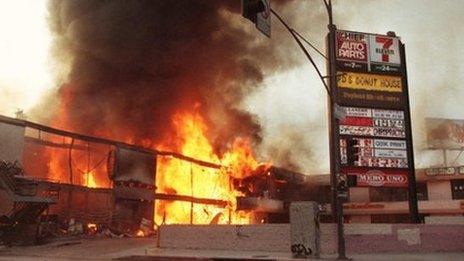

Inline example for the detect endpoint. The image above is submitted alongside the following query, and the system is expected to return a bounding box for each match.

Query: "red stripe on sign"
[339,116,373,127]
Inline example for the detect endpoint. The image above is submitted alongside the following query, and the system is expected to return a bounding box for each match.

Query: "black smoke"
[47,0,298,154]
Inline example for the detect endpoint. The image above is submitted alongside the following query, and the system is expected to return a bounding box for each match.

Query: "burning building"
[0,111,314,244]
[16,0,305,228]
[1,1,315,243]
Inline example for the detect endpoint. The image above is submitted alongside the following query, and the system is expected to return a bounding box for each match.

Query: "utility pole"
[242,0,348,258]
[324,0,348,259]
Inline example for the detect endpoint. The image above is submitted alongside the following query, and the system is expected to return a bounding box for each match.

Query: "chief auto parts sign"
[336,31,368,71]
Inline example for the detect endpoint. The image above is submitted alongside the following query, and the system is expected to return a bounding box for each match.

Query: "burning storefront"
[0,112,315,245]
[1,1,315,244]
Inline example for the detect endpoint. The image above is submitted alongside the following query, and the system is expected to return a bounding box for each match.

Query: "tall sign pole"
[325,0,348,259]
[400,42,420,222]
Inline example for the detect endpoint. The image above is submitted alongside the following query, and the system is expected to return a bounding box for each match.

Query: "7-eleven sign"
[369,35,400,65]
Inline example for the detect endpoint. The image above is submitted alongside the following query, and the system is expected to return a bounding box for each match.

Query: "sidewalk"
[0,237,463,260]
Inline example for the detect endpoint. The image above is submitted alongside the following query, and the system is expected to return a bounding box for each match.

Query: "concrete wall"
[159,223,464,254]
[158,224,289,252]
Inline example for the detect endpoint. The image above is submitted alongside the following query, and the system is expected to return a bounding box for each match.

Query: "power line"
[292,30,327,60]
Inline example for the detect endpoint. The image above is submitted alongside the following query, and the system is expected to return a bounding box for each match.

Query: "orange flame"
[83,171,98,188]
[45,139,111,189]
[40,106,265,225]
[135,229,145,237]
[155,111,262,225]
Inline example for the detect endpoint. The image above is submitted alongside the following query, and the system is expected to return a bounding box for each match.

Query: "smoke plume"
[47,0,299,154]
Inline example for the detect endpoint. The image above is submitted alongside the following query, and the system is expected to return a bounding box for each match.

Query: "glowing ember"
[87,223,97,230]
[135,229,145,237]
[86,223,98,235]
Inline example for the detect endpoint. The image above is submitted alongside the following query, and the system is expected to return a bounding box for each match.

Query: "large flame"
[43,136,111,189]
[155,111,260,225]
[36,106,264,225]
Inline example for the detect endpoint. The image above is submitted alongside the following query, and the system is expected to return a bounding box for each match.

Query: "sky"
[244,0,464,173]
[0,0,463,173]
[0,0,52,117]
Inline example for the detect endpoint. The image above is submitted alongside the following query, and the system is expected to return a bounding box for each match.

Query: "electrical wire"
[292,30,327,60]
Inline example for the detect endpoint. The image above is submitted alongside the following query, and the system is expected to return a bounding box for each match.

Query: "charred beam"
[156,151,222,169]
[0,115,222,169]
[155,193,228,208]
[24,136,88,150]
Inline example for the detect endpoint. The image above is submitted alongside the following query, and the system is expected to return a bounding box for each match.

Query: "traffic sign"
[256,0,271,38]
[242,0,271,38]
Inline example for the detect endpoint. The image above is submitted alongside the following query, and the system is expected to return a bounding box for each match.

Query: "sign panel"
[342,167,408,188]
[338,72,402,93]
[335,30,402,74]
[425,167,456,176]
[372,109,404,119]
[373,139,406,149]
[336,31,368,71]
[340,125,405,138]
[339,106,406,139]
[369,35,401,73]
[426,118,464,149]
[373,118,404,128]
[344,107,372,117]
[337,72,404,109]
[340,137,408,167]
[357,157,408,168]
[374,149,407,158]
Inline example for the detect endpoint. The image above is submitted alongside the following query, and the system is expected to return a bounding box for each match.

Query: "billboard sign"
[330,30,414,189]
[426,118,464,149]
[330,29,417,217]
